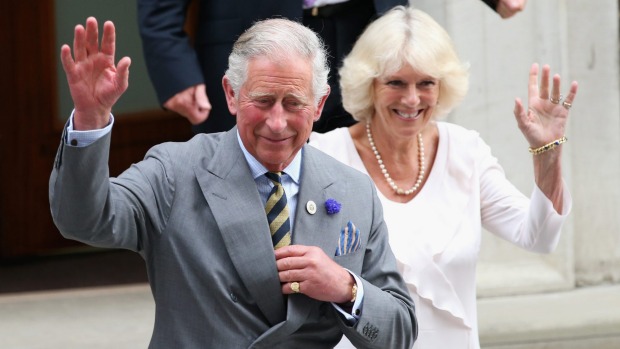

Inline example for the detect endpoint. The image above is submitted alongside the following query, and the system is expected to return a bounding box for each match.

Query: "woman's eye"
[418,80,437,89]
[387,80,405,87]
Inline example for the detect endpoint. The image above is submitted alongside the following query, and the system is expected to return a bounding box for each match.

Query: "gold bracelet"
[528,136,567,155]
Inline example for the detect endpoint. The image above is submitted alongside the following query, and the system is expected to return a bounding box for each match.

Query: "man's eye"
[255,98,271,105]
[285,100,305,110]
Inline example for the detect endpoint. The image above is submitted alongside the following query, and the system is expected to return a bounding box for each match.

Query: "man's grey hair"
[225,18,330,106]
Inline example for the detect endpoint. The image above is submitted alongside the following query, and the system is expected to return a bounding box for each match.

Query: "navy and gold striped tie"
[265,172,291,249]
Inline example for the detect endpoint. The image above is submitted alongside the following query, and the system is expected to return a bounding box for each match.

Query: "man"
[50,17,417,348]
[138,0,526,134]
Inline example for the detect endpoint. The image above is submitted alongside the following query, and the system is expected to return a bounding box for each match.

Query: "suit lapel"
[194,137,346,339]
[193,128,286,326]
[293,146,344,255]
[249,146,348,345]
[284,146,345,332]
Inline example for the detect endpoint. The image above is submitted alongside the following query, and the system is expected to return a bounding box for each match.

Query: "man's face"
[223,55,328,172]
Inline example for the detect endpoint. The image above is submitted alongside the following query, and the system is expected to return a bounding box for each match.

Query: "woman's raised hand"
[513,63,578,150]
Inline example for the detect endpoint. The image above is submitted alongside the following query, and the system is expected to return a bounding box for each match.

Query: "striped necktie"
[265,172,291,249]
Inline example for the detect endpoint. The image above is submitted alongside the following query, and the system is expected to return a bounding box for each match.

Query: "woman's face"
[372,64,439,135]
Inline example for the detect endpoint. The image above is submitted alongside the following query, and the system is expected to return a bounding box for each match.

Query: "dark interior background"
[0,1,196,293]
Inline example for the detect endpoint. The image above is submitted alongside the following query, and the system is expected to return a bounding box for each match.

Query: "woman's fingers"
[538,64,551,100]
[561,81,579,110]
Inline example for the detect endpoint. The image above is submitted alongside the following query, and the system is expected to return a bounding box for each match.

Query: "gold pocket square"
[335,221,361,256]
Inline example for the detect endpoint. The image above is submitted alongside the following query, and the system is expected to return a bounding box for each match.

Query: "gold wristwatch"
[350,283,358,303]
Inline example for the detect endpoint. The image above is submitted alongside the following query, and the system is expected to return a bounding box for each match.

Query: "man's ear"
[313,86,331,122]
[222,76,238,115]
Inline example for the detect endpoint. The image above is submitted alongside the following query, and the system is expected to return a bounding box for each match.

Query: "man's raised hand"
[60,17,131,130]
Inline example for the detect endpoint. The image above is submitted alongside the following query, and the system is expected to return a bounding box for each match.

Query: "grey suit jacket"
[49,127,417,348]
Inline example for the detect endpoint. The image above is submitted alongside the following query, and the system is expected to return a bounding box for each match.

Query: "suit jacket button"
[230,292,238,302]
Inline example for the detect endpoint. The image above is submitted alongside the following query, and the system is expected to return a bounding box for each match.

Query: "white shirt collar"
[236,131,301,184]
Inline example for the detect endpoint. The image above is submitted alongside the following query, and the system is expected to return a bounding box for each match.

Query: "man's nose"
[266,104,287,132]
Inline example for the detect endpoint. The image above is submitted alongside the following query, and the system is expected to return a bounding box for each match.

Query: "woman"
[309,6,578,349]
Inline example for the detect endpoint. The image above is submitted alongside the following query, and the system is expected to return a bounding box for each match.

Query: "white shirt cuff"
[66,110,114,147]
[331,270,364,323]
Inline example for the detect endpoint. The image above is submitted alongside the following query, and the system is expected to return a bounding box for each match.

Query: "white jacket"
[309,122,571,349]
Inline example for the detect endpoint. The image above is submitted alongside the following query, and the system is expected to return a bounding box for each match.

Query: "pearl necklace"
[366,122,425,196]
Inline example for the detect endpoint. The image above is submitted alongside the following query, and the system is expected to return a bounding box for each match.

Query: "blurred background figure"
[137,0,526,135]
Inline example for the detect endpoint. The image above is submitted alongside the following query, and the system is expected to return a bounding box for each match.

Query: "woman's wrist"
[529,136,567,155]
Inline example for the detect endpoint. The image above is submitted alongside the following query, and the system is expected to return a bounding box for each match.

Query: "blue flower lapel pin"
[325,198,341,215]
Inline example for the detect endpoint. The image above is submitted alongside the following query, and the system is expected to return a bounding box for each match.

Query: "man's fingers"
[101,20,116,57]
[282,281,304,295]
[276,254,307,272]
[73,24,87,62]
[187,109,209,125]
[165,100,209,125]
[192,85,212,123]
[60,45,75,76]
[274,245,308,260]
[163,86,212,124]
[278,267,304,283]
[116,56,132,93]
[194,84,212,110]
[85,17,99,57]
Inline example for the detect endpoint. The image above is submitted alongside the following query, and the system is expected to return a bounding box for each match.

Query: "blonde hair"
[339,6,469,122]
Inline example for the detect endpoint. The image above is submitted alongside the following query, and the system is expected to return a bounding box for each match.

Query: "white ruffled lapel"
[384,122,479,329]
[312,123,481,329]
[385,179,474,329]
